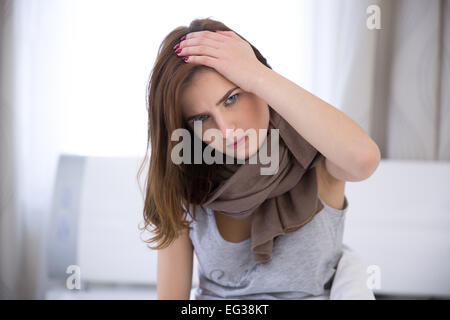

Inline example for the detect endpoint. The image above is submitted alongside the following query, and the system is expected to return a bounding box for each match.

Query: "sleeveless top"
[186,194,349,300]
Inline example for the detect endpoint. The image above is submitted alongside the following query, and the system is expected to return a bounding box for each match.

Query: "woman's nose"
[215,115,236,139]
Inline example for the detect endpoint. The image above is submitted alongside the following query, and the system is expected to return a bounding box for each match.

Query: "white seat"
[329,244,375,299]
[46,155,450,299]
[343,160,450,298]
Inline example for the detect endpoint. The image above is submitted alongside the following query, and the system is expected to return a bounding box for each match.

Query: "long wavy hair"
[137,17,272,250]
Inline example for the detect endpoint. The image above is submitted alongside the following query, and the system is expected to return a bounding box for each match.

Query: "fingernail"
[175,48,182,55]
[173,43,180,50]
[180,35,186,41]
[183,56,189,62]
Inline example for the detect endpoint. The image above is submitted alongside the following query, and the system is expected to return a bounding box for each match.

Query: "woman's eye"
[225,93,239,106]
[191,93,240,124]
[193,114,209,122]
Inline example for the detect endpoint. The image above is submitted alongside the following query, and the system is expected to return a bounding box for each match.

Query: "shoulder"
[314,157,347,210]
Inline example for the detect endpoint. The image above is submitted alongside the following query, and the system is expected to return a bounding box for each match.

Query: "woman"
[138,18,380,300]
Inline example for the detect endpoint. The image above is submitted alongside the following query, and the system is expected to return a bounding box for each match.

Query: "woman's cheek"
[201,127,222,146]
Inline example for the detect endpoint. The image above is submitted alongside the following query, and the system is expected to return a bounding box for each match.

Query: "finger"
[214,30,235,38]
[176,44,220,59]
[184,30,224,42]
[179,35,222,50]
[183,55,218,69]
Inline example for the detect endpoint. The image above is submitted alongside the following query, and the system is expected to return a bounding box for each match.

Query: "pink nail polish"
[173,43,180,50]
[183,56,189,62]
[180,35,186,41]
[175,48,182,55]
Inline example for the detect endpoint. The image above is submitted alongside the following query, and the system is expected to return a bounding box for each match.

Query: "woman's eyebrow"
[215,86,240,106]
[185,86,240,122]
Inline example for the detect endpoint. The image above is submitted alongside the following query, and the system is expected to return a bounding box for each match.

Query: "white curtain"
[0,0,20,299]
[306,0,450,160]
[0,0,75,299]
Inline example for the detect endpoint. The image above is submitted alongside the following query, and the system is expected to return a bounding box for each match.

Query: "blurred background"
[1,0,449,300]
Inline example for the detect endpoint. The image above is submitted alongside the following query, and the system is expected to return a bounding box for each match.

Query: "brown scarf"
[202,106,325,264]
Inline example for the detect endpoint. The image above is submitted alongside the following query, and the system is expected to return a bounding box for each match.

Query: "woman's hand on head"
[173,30,265,93]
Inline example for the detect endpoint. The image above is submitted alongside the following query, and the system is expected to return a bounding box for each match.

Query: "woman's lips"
[228,135,248,149]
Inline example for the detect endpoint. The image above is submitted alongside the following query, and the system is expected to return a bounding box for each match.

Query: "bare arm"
[157,226,194,299]
[250,65,381,181]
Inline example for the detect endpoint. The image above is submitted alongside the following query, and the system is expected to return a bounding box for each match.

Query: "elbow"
[354,144,381,181]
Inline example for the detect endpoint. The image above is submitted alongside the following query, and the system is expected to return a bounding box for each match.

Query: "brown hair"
[137,17,272,250]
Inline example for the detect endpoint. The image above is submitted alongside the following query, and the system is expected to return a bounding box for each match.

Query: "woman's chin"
[212,140,261,163]
[229,146,259,162]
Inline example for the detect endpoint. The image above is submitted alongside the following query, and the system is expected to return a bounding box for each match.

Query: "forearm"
[250,64,380,179]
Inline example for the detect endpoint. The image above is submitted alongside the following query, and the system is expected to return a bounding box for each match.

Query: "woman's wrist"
[248,62,271,95]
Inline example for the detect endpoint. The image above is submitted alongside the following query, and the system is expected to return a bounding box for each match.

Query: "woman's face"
[181,70,270,160]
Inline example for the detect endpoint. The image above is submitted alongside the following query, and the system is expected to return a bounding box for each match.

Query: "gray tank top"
[187,194,349,300]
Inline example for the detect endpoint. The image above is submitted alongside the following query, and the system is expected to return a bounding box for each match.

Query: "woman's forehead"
[182,73,234,112]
